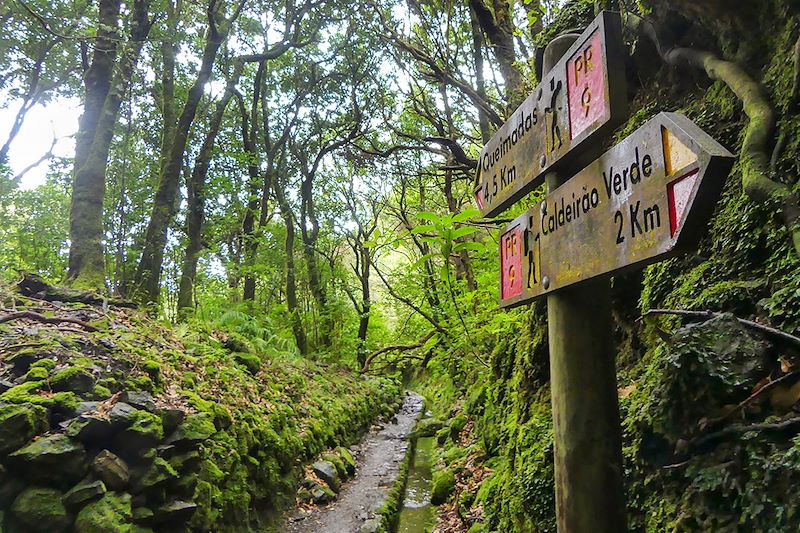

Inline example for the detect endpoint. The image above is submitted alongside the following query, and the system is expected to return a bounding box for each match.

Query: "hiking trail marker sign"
[474,10,626,218]
[499,112,735,308]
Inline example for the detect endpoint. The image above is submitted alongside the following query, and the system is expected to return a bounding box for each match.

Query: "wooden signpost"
[474,11,626,218]
[500,112,735,307]
[476,10,735,533]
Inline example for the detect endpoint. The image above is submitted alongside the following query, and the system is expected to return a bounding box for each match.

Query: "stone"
[11,487,71,533]
[157,408,185,435]
[8,433,86,484]
[0,379,15,393]
[74,492,133,533]
[310,484,336,504]
[114,411,164,456]
[297,487,314,503]
[431,468,455,505]
[412,417,444,438]
[132,506,154,524]
[0,474,25,507]
[109,402,138,426]
[167,450,201,472]
[66,415,114,442]
[121,391,156,412]
[62,480,107,508]
[151,500,197,525]
[109,402,139,427]
[133,458,178,494]
[91,450,130,490]
[74,401,100,416]
[0,402,48,455]
[51,367,95,394]
[165,413,215,446]
[312,460,341,492]
[337,446,357,475]
[358,518,381,533]
[23,366,49,382]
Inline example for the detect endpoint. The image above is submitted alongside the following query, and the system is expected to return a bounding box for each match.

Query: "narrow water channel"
[396,436,437,533]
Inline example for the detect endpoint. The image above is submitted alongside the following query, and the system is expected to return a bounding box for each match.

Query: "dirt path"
[284,392,424,533]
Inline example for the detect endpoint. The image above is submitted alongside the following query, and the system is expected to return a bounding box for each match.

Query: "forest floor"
[283,392,424,533]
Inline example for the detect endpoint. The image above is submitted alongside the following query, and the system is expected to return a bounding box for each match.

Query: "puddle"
[396,436,437,533]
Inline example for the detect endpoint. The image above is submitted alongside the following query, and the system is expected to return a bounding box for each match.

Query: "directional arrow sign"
[499,112,735,308]
[475,10,627,218]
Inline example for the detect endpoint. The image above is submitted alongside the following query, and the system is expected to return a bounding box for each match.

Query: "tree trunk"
[133,2,230,305]
[276,187,307,354]
[68,0,152,290]
[300,171,331,348]
[241,61,265,302]
[356,246,371,368]
[469,4,491,145]
[177,63,243,319]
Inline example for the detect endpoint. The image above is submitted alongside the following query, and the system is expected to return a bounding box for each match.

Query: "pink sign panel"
[500,225,523,301]
[668,170,699,237]
[567,29,606,140]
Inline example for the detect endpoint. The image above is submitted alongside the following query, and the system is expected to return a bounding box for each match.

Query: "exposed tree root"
[626,14,800,257]
[0,310,99,332]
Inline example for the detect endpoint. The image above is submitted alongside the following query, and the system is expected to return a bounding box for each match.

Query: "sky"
[0,96,82,190]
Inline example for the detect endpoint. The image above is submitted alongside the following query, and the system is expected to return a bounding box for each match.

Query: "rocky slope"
[0,281,401,532]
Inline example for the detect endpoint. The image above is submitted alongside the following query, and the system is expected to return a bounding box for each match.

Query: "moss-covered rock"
[312,460,341,492]
[62,479,107,509]
[134,457,178,493]
[8,433,86,483]
[412,417,444,438]
[51,367,95,393]
[74,492,133,533]
[92,450,130,490]
[116,410,164,454]
[24,365,50,382]
[0,402,48,455]
[336,446,357,475]
[431,468,455,505]
[234,352,262,374]
[166,413,215,445]
[11,487,71,533]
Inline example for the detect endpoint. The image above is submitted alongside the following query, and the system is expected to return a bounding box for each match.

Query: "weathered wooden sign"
[474,10,627,218]
[500,112,734,307]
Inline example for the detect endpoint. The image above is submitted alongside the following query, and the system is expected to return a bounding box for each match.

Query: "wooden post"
[543,35,627,533]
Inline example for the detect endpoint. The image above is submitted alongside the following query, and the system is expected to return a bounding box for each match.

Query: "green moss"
[50,367,93,390]
[24,366,50,382]
[128,410,164,441]
[74,492,133,533]
[30,358,56,371]
[431,468,455,505]
[0,402,48,454]
[234,352,262,374]
[91,384,112,399]
[0,381,75,411]
[11,487,70,533]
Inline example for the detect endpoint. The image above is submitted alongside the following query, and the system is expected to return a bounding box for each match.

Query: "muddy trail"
[284,392,424,533]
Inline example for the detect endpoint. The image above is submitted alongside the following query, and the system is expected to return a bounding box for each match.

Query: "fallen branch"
[362,330,436,372]
[712,371,800,424]
[690,416,800,452]
[0,310,98,332]
[640,308,800,348]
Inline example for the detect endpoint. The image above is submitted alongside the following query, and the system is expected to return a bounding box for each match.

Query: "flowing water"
[396,436,437,533]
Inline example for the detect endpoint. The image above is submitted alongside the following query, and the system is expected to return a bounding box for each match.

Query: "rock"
[74,492,133,533]
[51,367,95,394]
[412,417,444,438]
[0,474,25,506]
[6,349,43,373]
[133,458,178,494]
[0,379,15,393]
[132,506,154,524]
[74,401,100,416]
[0,402,48,455]
[114,411,164,456]
[358,518,381,532]
[151,500,197,525]
[11,487,71,533]
[431,468,455,505]
[62,480,107,508]
[310,483,336,504]
[23,366,49,382]
[157,408,185,435]
[121,391,156,412]
[91,450,130,490]
[337,446,357,475]
[109,402,139,427]
[8,433,86,484]
[165,413,215,446]
[66,415,114,442]
[322,453,348,478]
[312,460,341,492]
[167,450,201,472]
